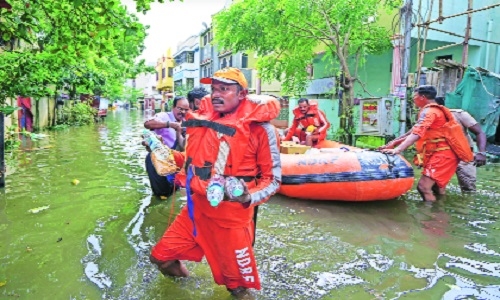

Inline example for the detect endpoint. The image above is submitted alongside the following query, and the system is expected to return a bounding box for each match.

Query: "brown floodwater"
[1,109,499,299]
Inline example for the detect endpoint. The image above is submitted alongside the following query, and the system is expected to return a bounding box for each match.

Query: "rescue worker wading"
[379,85,473,202]
[149,67,282,297]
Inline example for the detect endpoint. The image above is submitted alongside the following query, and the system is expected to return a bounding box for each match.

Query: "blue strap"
[166,173,176,184]
[186,167,197,237]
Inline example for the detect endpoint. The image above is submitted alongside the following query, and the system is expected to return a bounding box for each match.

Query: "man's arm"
[247,123,281,207]
[458,111,487,166]
[382,133,421,155]
[382,108,437,155]
[316,110,330,134]
[167,122,186,151]
[144,116,169,130]
[175,130,186,151]
[379,130,412,150]
[283,118,299,141]
[468,123,487,166]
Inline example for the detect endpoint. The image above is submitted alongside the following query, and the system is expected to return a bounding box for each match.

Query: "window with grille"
[242,53,248,68]
[162,68,165,78]
[186,78,194,89]
[187,52,194,63]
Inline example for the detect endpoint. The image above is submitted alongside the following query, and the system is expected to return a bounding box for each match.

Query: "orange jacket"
[284,102,330,141]
[172,95,282,226]
[413,104,473,163]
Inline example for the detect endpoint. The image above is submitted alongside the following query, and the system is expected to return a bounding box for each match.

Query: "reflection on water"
[0,110,499,299]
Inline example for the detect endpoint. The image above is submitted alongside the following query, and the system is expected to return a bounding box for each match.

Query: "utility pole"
[400,0,413,135]
[462,0,473,67]
[256,77,261,95]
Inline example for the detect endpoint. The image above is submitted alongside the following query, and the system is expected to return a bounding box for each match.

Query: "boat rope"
[383,152,396,173]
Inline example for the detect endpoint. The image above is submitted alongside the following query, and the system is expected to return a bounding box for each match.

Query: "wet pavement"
[1,109,499,299]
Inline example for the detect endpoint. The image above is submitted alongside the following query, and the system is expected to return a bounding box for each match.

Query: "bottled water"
[225,176,244,197]
[142,129,177,176]
[207,174,225,207]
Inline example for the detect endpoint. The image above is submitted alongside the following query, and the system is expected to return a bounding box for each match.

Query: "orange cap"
[200,67,248,89]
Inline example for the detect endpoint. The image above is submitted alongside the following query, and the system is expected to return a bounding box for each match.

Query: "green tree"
[214,0,401,143]
[0,0,150,109]
[0,0,177,186]
[132,0,181,14]
[123,86,144,105]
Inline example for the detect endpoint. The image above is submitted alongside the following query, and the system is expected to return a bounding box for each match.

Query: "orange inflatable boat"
[279,141,415,201]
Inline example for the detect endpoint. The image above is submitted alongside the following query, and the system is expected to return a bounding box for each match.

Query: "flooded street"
[1,109,499,300]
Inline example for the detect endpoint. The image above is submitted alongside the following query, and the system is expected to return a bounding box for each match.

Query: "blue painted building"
[172,35,200,91]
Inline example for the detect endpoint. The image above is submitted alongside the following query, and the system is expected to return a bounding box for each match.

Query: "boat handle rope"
[383,152,396,173]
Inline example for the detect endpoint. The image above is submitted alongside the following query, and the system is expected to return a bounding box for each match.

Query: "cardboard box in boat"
[280,142,311,154]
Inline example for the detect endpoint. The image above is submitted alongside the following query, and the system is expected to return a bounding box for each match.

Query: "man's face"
[413,92,427,109]
[211,81,247,114]
[173,98,190,121]
[298,101,310,114]
[193,98,202,111]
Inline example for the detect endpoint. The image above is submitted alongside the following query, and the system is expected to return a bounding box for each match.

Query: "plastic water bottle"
[225,176,244,198]
[142,129,176,176]
[142,129,162,151]
[207,175,226,207]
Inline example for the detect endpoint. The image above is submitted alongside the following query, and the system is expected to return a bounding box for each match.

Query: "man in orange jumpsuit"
[283,98,330,147]
[380,85,471,201]
[149,67,282,297]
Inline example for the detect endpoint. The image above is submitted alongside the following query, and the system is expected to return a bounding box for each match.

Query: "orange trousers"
[422,150,459,188]
[151,206,261,290]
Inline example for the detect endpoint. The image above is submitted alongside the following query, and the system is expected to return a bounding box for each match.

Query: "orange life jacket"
[291,102,328,130]
[415,104,473,164]
[181,94,281,198]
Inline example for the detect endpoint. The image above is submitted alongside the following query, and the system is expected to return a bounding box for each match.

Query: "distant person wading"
[435,96,487,192]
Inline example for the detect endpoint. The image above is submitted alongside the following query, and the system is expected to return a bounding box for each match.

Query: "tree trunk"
[339,76,356,145]
[343,85,355,145]
[0,113,5,188]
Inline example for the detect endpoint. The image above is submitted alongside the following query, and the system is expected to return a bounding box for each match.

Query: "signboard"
[357,97,395,136]
[394,84,407,98]
[305,77,335,95]
[360,99,380,134]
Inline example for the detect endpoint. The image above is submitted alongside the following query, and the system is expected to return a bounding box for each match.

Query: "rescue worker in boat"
[283,98,330,147]
[379,85,473,202]
[435,96,487,192]
[149,67,282,298]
